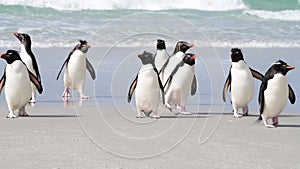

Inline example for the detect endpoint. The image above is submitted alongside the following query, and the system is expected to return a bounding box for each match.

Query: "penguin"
[164,53,197,114]
[154,39,170,81]
[13,32,41,103]
[258,60,296,128]
[162,41,195,113]
[127,51,164,118]
[223,48,264,118]
[0,50,43,118]
[163,41,194,85]
[56,40,96,100]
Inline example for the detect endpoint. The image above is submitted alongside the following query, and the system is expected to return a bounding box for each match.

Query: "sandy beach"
[0,47,299,168]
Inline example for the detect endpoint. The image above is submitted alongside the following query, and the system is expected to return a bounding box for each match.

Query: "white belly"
[154,49,169,72]
[135,66,160,113]
[263,74,288,119]
[20,45,37,94]
[230,62,254,108]
[162,52,185,85]
[4,61,31,110]
[165,64,195,105]
[64,50,86,90]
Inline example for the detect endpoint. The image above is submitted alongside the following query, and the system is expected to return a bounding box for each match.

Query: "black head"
[183,53,196,66]
[173,41,194,54]
[13,32,31,46]
[231,48,244,62]
[138,51,154,65]
[75,40,91,53]
[0,50,21,64]
[156,39,166,50]
[269,60,295,76]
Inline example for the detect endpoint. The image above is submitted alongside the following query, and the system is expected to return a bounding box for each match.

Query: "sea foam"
[0,0,246,11]
[244,9,300,21]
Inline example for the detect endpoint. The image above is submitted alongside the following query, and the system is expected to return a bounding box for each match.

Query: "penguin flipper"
[250,68,264,81]
[288,84,296,104]
[86,58,96,80]
[29,52,41,81]
[0,73,6,94]
[28,70,43,94]
[222,70,231,102]
[258,81,267,118]
[191,75,197,96]
[127,74,138,103]
[56,58,69,80]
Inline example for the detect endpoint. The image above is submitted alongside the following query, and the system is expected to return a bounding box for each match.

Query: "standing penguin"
[154,39,170,79]
[164,53,197,114]
[163,41,194,85]
[56,40,96,100]
[162,41,195,113]
[13,32,41,103]
[0,50,43,118]
[258,60,296,128]
[223,48,264,118]
[127,51,164,118]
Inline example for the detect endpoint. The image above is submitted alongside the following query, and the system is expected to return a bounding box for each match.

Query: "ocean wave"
[244,9,300,21]
[1,40,300,49]
[0,0,246,11]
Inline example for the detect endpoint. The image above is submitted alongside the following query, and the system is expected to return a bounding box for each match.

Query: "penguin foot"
[272,117,279,126]
[7,113,17,118]
[242,113,248,116]
[233,114,242,118]
[19,113,29,117]
[62,88,71,97]
[80,96,90,100]
[136,111,146,118]
[62,96,70,102]
[180,111,191,115]
[242,105,248,116]
[18,112,28,117]
[150,113,160,119]
[265,124,276,128]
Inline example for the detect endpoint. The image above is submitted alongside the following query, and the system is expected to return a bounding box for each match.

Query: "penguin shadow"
[27,114,79,118]
[159,112,209,119]
[276,124,300,128]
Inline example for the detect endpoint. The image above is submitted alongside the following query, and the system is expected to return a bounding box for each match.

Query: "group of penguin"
[128,40,196,118]
[0,33,296,128]
[0,32,96,118]
[223,48,296,128]
[128,40,296,128]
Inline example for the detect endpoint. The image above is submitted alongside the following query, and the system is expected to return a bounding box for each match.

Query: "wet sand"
[0,47,299,168]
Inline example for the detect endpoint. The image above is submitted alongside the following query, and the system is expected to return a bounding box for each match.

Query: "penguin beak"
[0,53,6,58]
[13,32,21,41]
[86,44,91,48]
[287,65,295,70]
[188,43,195,48]
[191,55,196,60]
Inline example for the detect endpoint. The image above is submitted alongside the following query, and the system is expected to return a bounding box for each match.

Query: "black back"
[14,32,41,81]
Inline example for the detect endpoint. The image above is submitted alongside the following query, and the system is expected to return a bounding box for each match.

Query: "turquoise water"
[0,0,299,48]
